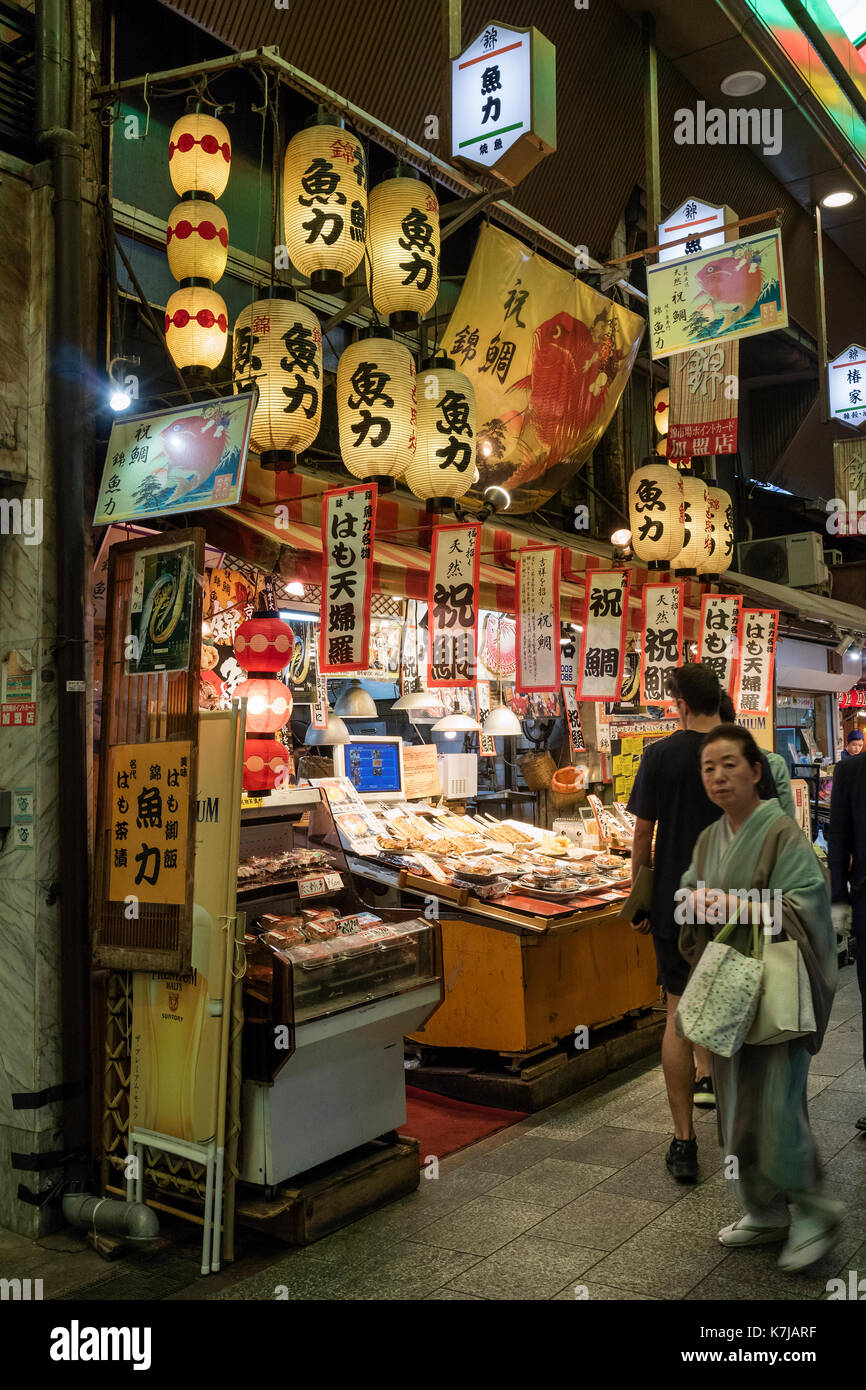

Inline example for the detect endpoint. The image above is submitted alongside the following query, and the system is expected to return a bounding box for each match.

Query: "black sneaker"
[666,1137,698,1182]
[694,1075,715,1108]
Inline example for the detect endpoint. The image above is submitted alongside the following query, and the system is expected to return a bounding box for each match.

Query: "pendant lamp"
[367,167,440,331]
[169,111,231,199]
[482,704,522,736]
[243,738,290,793]
[697,485,735,576]
[283,113,367,295]
[670,477,712,574]
[305,711,351,746]
[234,677,293,734]
[167,198,229,282]
[392,689,440,712]
[628,462,686,565]
[402,357,475,504]
[232,287,323,471]
[432,713,480,733]
[164,283,228,372]
[337,329,417,485]
[333,679,377,717]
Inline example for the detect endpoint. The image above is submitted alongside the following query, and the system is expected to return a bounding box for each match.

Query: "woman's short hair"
[701,722,763,771]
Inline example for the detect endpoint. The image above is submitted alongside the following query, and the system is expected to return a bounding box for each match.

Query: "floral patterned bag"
[676,919,763,1058]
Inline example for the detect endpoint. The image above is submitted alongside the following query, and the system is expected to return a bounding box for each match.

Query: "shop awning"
[722,570,866,638]
[775,667,856,694]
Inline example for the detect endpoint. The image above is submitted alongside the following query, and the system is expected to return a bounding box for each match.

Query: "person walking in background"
[828,747,866,1137]
[840,729,864,760]
[718,693,796,820]
[628,663,724,1180]
[679,725,839,1270]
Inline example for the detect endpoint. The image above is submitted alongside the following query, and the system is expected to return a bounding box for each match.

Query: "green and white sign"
[451,21,555,186]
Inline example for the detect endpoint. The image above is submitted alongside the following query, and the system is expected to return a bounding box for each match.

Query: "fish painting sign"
[445,224,644,513]
[646,230,787,360]
[94,391,256,524]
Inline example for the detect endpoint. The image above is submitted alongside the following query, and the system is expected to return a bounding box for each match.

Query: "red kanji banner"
[427,523,481,688]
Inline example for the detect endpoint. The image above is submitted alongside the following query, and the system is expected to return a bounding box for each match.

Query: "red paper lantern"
[243,738,290,792]
[234,615,295,673]
[235,678,293,734]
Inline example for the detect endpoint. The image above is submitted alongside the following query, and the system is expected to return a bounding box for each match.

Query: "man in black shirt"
[827,751,866,1135]
[627,664,724,1180]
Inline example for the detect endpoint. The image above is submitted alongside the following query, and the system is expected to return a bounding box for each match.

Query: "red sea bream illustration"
[142,411,230,504]
[497,311,625,485]
[693,250,763,331]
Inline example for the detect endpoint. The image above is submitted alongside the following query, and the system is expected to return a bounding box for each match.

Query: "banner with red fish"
[94,390,257,525]
[515,546,560,692]
[444,224,645,514]
[668,341,739,457]
[734,609,778,717]
[576,569,630,702]
[646,230,787,361]
[319,484,377,674]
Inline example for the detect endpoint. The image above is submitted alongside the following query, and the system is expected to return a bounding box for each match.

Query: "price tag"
[337,915,360,934]
[324,871,343,890]
[299,875,328,898]
[241,794,265,810]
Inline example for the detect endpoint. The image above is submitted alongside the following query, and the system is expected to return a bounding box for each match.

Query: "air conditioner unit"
[824,549,843,568]
[736,532,828,588]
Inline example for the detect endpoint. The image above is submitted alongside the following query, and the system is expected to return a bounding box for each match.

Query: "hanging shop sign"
[657,198,732,263]
[668,341,739,457]
[446,224,644,513]
[428,523,481,688]
[561,685,586,752]
[641,582,684,707]
[94,392,256,525]
[576,569,631,702]
[127,539,196,676]
[829,344,866,428]
[698,593,743,699]
[833,437,866,536]
[476,681,496,756]
[734,609,778,715]
[319,484,377,674]
[646,230,787,361]
[451,21,556,186]
[515,546,560,692]
[108,740,191,905]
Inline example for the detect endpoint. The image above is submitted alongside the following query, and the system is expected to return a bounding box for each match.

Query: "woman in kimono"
[679,724,841,1273]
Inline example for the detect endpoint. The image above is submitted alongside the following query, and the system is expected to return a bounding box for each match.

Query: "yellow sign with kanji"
[109,741,191,904]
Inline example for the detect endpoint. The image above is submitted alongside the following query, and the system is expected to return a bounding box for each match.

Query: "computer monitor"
[333,735,406,802]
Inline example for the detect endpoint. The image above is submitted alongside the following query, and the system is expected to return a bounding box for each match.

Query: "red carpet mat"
[399,1085,528,1160]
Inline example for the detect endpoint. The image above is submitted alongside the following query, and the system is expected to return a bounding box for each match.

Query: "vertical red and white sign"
[516,546,560,692]
[576,569,631,702]
[698,593,743,699]
[641,582,684,708]
[310,628,328,729]
[561,686,586,752]
[319,484,377,674]
[428,523,481,688]
[668,341,739,458]
[476,681,496,756]
[735,609,778,716]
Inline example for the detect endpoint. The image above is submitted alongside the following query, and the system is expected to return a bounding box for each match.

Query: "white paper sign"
[698,593,743,700]
[576,570,630,702]
[658,198,725,263]
[320,484,376,674]
[828,344,866,428]
[516,546,560,692]
[734,609,778,716]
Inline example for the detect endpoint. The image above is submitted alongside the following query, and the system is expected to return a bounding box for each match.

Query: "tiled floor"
[4,969,864,1301]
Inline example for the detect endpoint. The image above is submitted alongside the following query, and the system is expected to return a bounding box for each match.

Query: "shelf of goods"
[237,789,443,1187]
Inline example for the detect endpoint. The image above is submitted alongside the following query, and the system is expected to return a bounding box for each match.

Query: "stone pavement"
[3,967,864,1302]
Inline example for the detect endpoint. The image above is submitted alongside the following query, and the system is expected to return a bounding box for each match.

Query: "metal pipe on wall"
[36,0,93,1190]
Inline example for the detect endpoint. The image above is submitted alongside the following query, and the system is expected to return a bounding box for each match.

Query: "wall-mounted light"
[108,356,140,412]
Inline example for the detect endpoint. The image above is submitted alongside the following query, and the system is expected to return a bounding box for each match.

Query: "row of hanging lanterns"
[628,464,733,575]
[165,109,231,375]
[233,611,296,791]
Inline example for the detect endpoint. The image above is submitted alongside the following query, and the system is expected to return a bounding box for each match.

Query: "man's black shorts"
[652,933,689,997]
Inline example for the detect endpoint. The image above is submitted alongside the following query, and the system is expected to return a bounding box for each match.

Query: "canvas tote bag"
[745,931,816,1046]
[676,919,764,1058]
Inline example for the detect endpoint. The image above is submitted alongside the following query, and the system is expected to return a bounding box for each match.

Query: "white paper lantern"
[169,112,231,199]
[403,359,475,503]
[233,291,323,469]
[697,485,734,575]
[166,198,228,283]
[670,477,712,572]
[165,284,228,371]
[283,118,367,294]
[367,170,440,330]
[337,332,417,482]
[628,463,685,563]
[653,386,670,436]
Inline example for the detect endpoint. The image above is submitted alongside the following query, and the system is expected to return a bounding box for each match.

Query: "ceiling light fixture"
[304,711,351,746]
[333,679,378,718]
[482,704,522,737]
[286,580,305,598]
[821,190,855,208]
[721,70,766,97]
[432,712,481,734]
[392,689,441,712]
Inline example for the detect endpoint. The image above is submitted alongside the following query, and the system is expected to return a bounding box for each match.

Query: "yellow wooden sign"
[109,741,192,904]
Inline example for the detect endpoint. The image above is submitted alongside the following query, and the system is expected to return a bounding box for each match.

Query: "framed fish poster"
[127,540,196,675]
[646,230,787,360]
[93,390,257,524]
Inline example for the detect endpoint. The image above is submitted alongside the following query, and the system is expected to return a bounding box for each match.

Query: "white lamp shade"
[167,199,229,282]
[392,690,442,711]
[333,680,378,717]
[367,176,440,321]
[169,113,231,199]
[482,705,522,736]
[671,477,712,570]
[165,285,228,371]
[305,711,351,745]
[697,485,734,575]
[233,297,323,456]
[337,336,417,480]
[403,365,476,502]
[432,712,480,732]
[628,464,685,563]
[283,124,367,285]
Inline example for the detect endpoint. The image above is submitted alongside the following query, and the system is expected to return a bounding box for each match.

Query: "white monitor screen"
[334,736,405,802]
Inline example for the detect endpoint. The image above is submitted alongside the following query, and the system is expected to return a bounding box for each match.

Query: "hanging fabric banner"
[735,609,778,716]
[319,483,377,674]
[516,546,560,692]
[697,593,743,699]
[561,685,586,752]
[832,438,866,538]
[576,569,631,702]
[641,582,684,707]
[428,523,481,687]
[668,341,739,457]
[476,681,496,756]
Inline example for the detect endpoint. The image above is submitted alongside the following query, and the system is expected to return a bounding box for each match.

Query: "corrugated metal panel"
[749,379,818,482]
